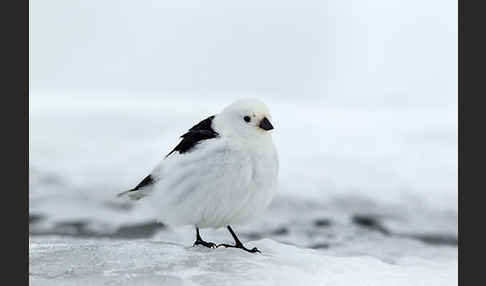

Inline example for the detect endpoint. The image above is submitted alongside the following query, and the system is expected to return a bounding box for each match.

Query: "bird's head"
[214,98,275,141]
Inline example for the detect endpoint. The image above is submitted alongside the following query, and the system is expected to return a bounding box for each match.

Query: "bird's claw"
[249,247,261,253]
[216,243,261,253]
[194,240,217,249]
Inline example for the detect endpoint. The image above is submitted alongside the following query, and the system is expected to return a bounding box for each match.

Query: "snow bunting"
[118,99,279,253]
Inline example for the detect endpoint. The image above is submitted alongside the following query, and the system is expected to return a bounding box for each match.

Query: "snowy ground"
[29,238,457,286]
[29,91,457,285]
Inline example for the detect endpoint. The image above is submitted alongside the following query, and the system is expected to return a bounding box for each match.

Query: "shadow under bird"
[118,98,279,253]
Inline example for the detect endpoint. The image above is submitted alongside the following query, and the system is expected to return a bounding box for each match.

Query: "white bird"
[118,98,279,253]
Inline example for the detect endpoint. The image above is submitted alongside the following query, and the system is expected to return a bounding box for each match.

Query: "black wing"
[166,115,219,157]
[118,115,219,199]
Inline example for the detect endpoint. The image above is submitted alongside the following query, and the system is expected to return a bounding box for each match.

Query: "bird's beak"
[259,117,274,131]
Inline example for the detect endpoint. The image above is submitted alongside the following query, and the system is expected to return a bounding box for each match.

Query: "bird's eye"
[243,116,251,123]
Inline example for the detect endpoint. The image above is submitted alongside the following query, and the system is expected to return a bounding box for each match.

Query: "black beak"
[259,117,274,131]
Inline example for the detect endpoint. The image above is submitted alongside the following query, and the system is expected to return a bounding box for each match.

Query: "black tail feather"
[117,189,135,198]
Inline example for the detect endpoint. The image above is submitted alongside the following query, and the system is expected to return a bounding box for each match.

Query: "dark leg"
[217,225,260,253]
[193,227,217,248]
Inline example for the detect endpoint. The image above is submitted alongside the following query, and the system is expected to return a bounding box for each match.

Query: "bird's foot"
[217,243,261,253]
[194,239,217,249]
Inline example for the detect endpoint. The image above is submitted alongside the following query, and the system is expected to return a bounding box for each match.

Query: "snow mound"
[29,238,457,286]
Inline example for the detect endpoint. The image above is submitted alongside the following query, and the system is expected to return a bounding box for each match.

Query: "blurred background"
[29,0,457,260]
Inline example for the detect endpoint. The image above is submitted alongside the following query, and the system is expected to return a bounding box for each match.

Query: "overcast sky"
[29,0,457,106]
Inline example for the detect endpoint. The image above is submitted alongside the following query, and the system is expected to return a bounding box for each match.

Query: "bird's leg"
[193,227,217,248]
[217,225,261,253]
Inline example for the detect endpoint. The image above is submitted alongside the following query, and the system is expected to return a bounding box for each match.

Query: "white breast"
[145,136,279,229]
[230,138,279,225]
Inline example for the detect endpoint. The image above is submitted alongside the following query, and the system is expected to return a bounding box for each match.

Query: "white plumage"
[119,99,279,232]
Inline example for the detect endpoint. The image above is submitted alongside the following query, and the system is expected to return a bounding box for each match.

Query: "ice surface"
[29,237,457,286]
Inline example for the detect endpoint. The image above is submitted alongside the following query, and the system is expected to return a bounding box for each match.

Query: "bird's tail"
[117,189,144,200]
[117,189,134,198]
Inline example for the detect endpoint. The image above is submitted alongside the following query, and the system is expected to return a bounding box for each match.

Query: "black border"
[458,0,484,285]
[458,0,462,284]
[1,0,28,283]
